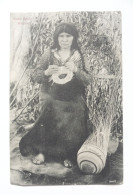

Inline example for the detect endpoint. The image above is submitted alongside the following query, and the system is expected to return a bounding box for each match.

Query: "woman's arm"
[75,65,92,87]
[32,49,51,84]
[74,55,93,87]
[65,52,93,87]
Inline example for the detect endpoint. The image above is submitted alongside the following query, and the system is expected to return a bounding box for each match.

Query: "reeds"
[10,12,122,139]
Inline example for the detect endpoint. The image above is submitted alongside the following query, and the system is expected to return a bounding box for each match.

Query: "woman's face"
[58,32,74,50]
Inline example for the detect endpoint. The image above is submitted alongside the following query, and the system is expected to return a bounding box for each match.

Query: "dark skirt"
[19,79,89,161]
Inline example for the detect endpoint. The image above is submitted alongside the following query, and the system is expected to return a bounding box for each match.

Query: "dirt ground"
[10,121,123,186]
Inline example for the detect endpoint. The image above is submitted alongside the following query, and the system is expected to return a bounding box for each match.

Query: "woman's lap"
[19,95,88,159]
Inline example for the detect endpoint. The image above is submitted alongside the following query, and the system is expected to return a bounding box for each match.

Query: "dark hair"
[51,22,79,50]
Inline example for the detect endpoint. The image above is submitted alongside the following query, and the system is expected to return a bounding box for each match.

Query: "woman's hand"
[44,65,59,76]
[65,62,77,73]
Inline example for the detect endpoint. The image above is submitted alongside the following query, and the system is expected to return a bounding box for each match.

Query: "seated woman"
[19,22,92,168]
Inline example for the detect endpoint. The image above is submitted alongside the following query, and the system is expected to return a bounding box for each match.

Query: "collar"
[53,49,76,64]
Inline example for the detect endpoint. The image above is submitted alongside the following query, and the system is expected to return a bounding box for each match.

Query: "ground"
[10,121,123,186]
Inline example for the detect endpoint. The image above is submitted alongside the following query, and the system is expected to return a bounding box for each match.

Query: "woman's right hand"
[44,65,59,76]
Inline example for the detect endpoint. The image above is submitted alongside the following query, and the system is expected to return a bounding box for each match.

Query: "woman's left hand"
[65,62,77,73]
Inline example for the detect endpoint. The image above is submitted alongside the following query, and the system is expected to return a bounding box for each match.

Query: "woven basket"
[51,67,73,84]
[77,132,109,174]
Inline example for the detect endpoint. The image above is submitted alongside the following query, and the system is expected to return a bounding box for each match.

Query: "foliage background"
[10,12,122,141]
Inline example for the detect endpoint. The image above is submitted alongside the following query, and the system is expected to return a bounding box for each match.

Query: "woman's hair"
[51,22,79,50]
[51,22,88,73]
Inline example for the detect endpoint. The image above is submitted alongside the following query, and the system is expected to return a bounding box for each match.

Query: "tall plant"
[10,12,122,140]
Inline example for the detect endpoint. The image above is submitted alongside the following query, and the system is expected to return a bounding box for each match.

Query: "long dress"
[19,48,91,162]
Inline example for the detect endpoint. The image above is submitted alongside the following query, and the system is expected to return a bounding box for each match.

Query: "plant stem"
[13,92,39,121]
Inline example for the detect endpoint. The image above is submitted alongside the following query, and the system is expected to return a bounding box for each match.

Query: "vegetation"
[10,12,122,141]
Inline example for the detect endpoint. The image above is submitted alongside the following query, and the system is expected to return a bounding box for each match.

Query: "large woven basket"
[77,132,109,174]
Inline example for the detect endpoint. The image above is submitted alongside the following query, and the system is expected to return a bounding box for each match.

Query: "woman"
[19,23,91,168]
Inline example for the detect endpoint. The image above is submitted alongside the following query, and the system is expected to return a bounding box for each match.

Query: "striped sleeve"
[74,51,93,86]
[32,49,51,84]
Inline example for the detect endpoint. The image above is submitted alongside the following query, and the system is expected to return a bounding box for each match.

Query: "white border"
[0,0,133,194]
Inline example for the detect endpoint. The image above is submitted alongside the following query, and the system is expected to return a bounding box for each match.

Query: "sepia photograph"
[10,11,122,186]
